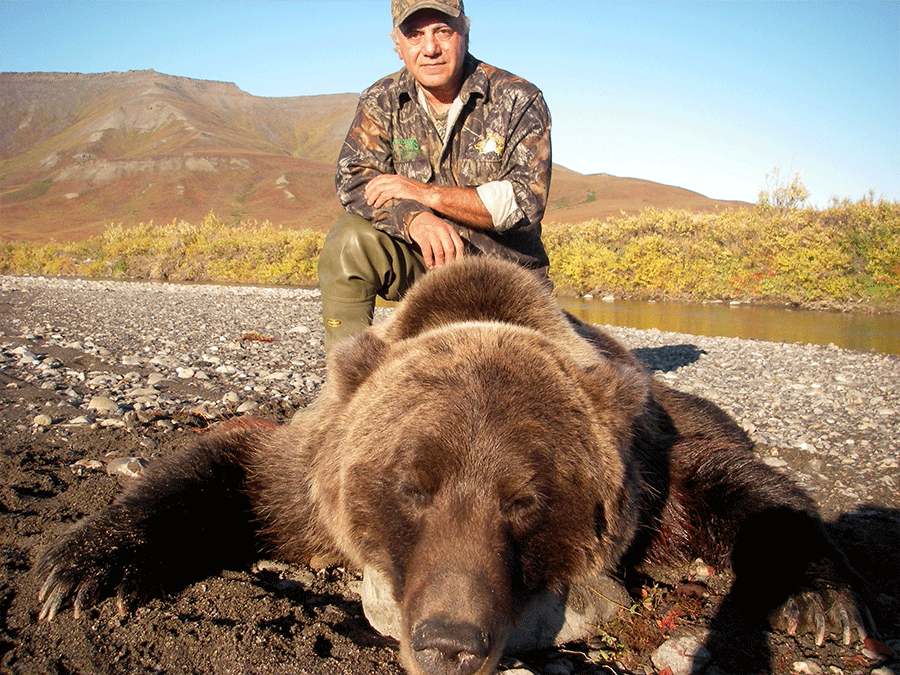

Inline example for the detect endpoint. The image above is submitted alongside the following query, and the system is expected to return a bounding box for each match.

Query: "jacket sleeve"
[494,89,552,233]
[334,95,428,243]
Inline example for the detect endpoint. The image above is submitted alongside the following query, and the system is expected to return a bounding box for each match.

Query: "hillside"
[1,70,746,243]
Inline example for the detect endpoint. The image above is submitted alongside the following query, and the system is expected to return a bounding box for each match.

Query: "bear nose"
[410,618,489,675]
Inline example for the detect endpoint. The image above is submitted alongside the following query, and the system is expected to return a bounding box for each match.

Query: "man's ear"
[328,330,390,399]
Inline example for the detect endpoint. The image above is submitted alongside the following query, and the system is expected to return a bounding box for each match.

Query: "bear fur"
[37,257,876,675]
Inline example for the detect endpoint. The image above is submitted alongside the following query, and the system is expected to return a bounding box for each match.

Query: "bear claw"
[772,588,873,647]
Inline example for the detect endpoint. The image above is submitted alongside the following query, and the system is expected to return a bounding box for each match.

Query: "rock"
[106,456,148,479]
[87,396,120,413]
[71,458,104,474]
[67,415,93,426]
[129,387,159,398]
[32,413,53,427]
[651,635,711,675]
[793,661,824,675]
[360,565,630,654]
[236,401,258,413]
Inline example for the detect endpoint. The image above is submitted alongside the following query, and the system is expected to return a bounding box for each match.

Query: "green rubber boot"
[321,296,376,355]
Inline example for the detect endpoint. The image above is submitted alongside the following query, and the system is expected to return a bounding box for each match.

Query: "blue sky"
[2,0,898,205]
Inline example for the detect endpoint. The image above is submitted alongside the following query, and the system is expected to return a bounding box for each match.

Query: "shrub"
[1,201,897,311]
[0,213,325,287]
[544,197,900,310]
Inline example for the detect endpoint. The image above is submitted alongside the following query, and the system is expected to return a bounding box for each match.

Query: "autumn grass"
[1,199,898,311]
[544,197,900,311]
[0,212,324,287]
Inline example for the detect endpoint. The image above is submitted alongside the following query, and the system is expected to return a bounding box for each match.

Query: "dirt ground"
[1,339,898,674]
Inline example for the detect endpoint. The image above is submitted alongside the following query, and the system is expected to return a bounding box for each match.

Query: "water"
[557,298,900,356]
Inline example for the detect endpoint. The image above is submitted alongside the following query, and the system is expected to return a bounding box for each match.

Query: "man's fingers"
[365,175,428,209]
[408,213,466,269]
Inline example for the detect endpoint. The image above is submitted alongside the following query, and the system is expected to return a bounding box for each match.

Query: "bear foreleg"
[658,435,878,646]
[37,418,275,621]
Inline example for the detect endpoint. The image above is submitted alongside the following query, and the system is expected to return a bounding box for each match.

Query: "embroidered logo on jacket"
[392,138,422,162]
[475,131,505,156]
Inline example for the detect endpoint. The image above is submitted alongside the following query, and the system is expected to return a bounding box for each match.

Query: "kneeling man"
[320,0,553,351]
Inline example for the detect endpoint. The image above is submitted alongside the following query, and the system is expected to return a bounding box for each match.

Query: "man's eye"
[436,27,454,39]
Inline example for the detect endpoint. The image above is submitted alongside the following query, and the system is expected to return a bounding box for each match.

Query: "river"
[557,297,900,356]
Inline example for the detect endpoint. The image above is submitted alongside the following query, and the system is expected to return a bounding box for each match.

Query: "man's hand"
[407,212,465,269]
[365,174,431,210]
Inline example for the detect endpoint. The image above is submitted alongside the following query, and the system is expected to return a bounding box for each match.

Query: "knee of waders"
[318,215,395,297]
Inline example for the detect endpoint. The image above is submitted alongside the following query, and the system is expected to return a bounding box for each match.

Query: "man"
[319,0,552,352]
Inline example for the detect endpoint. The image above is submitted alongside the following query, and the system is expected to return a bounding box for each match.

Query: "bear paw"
[36,508,146,621]
[771,588,876,647]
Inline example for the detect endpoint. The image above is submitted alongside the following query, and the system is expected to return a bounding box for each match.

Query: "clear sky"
[1,0,898,205]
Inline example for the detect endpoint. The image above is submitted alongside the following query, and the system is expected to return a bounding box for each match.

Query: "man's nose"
[422,32,441,55]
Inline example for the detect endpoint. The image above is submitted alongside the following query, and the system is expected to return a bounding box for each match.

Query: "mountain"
[0,70,747,243]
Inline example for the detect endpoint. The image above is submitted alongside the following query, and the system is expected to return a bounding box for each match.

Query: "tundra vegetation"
[1,178,898,312]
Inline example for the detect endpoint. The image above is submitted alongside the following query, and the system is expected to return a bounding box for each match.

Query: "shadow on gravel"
[633,344,707,373]
[694,505,900,674]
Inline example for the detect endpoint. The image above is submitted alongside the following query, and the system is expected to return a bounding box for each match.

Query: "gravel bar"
[2,274,898,519]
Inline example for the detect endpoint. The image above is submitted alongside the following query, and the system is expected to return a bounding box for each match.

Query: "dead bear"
[36,257,878,675]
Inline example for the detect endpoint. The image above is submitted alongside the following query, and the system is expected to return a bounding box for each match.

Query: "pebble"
[32,413,52,427]
[106,456,149,479]
[873,668,897,675]
[793,661,824,675]
[651,635,711,675]
[87,396,120,413]
[72,458,104,473]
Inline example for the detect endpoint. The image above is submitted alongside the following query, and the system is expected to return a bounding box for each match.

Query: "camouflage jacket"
[335,54,551,271]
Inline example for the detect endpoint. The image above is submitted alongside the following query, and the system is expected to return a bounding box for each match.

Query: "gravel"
[1,274,898,675]
[2,273,897,519]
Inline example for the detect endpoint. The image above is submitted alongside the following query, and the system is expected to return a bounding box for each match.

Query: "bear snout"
[410,618,489,675]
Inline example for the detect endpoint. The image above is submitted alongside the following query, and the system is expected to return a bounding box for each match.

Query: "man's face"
[395,9,466,102]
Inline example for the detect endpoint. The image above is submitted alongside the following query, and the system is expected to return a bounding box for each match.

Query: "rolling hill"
[1,70,747,243]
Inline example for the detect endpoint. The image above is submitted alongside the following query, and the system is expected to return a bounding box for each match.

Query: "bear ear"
[578,360,649,432]
[327,330,390,398]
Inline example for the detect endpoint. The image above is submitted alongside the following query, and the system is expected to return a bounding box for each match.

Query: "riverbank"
[2,197,899,312]
[1,274,897,675]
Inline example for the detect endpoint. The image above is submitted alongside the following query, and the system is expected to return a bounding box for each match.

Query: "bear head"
[313,259,650,675]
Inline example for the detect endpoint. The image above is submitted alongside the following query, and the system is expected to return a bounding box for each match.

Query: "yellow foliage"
[1,200,898,311]
[0,213,325,287]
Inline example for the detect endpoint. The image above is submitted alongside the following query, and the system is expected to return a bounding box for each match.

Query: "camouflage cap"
[391,0,464,28]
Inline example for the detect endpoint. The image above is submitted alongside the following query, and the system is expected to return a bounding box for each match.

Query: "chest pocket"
[395,159,433,183]
[458,157,503,188]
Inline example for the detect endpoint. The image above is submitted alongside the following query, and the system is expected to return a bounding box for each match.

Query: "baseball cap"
[391,0,465,28]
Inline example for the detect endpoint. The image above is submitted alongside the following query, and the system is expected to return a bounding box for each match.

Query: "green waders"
[318,214,428,354]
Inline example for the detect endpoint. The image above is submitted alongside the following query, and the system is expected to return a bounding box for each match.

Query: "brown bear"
[36,257,877,675]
